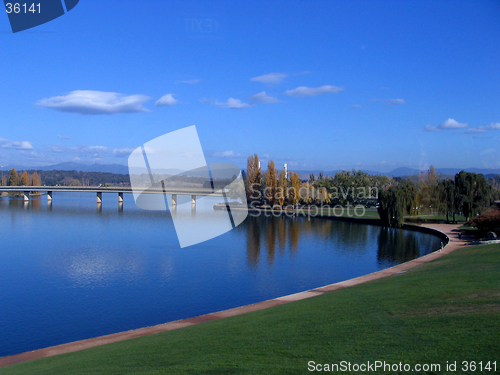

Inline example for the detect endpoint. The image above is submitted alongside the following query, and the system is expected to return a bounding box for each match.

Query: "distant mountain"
[2,162,500,178]
[1,162,129,174]
[292,167,500,179]
[385,167,420,177]
[40,163,130,174]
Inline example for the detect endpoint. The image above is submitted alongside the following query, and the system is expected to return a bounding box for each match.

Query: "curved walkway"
[0,223,469,368]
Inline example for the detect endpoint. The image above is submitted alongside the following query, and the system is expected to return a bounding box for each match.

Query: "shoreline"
[0,223,467,368]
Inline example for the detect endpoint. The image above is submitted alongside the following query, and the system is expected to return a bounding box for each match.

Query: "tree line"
[0,168,130,187]
[242,156,497,228]
[378,167,495,227]
[243,154,390,208]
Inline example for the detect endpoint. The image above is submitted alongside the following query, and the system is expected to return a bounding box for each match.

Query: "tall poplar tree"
[8,168,18,186]
[264,160,277,206]
[245,154,262,202]
[290,172,301,205]
[20,171,29,186]
[277,169,287,206]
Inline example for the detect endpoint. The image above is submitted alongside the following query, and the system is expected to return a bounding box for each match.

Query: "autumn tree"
[245,154,262,202]
[31,171,41,186]
[277,169,287,206]
[264,160,277,206]
[20,171,29,186]
[289,172,301,205]
[8,168,18,186]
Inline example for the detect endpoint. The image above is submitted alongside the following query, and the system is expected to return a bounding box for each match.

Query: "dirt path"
[0,223,470,368]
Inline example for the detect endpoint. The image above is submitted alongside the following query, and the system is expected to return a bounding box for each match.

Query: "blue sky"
[1,0,499,173]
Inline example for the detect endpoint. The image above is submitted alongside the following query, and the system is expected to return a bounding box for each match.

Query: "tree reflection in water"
[243,215,438,269]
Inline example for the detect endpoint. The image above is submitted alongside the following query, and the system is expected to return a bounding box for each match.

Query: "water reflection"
[377,227,421,263]
[243,216,437,269]
[0,194,443,357]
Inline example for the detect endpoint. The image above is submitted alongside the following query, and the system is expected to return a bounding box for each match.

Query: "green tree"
[8,168,18,186]
[455,171,492,221]
[264,160,277,206]
[441,178,456,222]
[378,180,416,227]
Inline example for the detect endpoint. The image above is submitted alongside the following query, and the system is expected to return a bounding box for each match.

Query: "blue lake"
[0,193,442,357]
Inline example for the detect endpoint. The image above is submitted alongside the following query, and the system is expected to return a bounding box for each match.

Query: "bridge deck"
[0,186,224,196]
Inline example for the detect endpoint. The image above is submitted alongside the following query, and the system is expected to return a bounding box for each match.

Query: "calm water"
[0,193,442,357]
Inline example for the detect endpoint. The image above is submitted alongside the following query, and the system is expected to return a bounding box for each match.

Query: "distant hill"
[1,162,129,174]
[293,167,500,179]
[2,162,500,179]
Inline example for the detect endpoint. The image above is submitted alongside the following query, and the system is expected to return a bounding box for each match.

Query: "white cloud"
[36,90,151,115]
[0,137,33,150]
[50,144,111,157]
[480,148,496,155]
[386,99,406,106]
[371,98,406,106]
[423,125,440,132]
[249,91,282,104]
[199,97,210,103]
[250,72,287,85]
[284,85,344,97]
[424,118,468,132]
[485,122,500,130]
[439,118,468,129]
[113,148,134,157]
[464,128,486,134]
[57,134,70,140]
[215,98,251,109]
[176,79,201,85]
[463,122,500,134]
[213,150,242,157]
[155,93,179,106]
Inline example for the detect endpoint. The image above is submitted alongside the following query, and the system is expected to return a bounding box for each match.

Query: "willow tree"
[455,171,492,221]
[439,179,454,222]
[264,160,277,206]
[378,181,416,227]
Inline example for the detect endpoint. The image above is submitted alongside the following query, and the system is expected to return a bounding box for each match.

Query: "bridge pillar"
[118,192,123,203]
[23,191,30,201]
[172,194,177,206]
[97,192,102,203]
[191,195,196,205]
[47,191,53,201]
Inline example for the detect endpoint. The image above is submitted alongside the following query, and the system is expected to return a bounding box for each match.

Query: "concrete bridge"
[0,186,225,207]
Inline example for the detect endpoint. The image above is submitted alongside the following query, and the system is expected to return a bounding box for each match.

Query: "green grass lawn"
[2,244,499,374]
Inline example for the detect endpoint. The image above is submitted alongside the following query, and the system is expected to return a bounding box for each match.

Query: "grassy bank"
[2,243,499,374]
